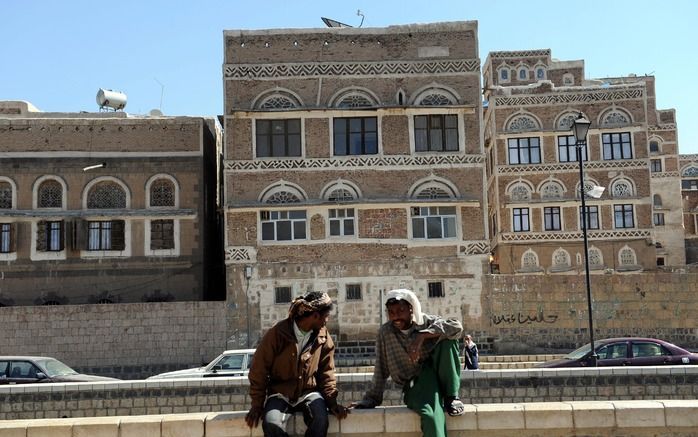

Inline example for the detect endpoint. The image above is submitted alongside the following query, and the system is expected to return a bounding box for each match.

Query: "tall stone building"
[680,154,698,263]
[482,50,683,274]
[0,101,224,305]
[222,22,488,347]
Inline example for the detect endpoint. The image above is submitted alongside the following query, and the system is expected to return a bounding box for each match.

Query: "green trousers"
[403,339,461,437]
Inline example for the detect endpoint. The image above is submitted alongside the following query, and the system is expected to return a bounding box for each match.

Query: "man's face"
[387,300,413,330]
[310,310,330,331]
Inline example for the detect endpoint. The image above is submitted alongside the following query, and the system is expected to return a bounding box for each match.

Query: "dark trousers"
[262,395,329,437]
[403,339,461,437]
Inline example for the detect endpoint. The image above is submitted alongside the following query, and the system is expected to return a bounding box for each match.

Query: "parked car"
[536,337,698,368]
[0,356,119,384]
[147,349,255,379]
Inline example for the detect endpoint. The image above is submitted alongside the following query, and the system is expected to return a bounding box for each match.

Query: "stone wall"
[2,367,697,420]
[471,271,698,353]
[3,401,698,437]
[0,302,227,379]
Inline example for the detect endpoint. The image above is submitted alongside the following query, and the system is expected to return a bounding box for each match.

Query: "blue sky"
[3,1,697,153]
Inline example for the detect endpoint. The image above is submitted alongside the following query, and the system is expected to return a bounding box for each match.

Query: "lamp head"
[586,185,606,199]
[571,112,591,141]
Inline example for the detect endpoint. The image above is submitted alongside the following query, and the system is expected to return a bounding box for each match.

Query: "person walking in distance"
[245,291,349,437]
[351,289,465,437]
[463,335,479,370]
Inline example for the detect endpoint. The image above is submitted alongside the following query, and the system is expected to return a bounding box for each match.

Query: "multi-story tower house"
[0,101,223,305]
[483,50,683,274]
[679,154,698,263]
[223,22,488,346]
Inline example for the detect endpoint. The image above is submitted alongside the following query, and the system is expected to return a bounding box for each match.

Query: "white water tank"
[96,89,127,110]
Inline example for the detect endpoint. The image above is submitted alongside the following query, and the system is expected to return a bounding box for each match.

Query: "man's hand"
[348,400,375,409]
[245,406,264,428]
[408,335,425,363]
[330,403,350,420]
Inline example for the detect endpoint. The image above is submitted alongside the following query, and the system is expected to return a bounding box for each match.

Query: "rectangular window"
[544,207,562,231]
[411,206,456,239]
[614,204,635,228]
[508,137,541,164]
[414,115,459,152]
[557,135,587,162]
[657,257,665,266]
[682,180,698,190]
[46,221,63,251]
[602,132,633,160]
[87,220,125,250]
[151,219,175,250]
[260,210,307,241]
[428,282,445,298]
[0,223,11,253]
[512,208,530,232]
[274,286,292,304]
[653,213,665,226]
[580,206,600,230]
[333,117,378,155]
[256,119,301,157]
[329,208,355,237]
[346,284,362,300]
[651,159,663,173]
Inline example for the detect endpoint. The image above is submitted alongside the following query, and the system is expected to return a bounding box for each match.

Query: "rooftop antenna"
[357,9,365,27]
[154,77,164,111]
[321,17,352,28]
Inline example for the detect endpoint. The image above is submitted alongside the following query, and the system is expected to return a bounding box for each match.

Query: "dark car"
[536,337,698,368]
[0,356,119,384]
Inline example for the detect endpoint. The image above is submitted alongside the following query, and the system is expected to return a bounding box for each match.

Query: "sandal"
[444,396,465,416]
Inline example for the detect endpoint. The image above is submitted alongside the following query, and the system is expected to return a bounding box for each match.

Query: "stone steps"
[335,354,564,372]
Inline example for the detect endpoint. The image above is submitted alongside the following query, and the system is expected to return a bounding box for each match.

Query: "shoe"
[444,396,465,416]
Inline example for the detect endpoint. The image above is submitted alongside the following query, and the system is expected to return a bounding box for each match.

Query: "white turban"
[385,289,424,325]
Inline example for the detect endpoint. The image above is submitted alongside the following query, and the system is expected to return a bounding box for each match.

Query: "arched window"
[87,181,127,209]
[321,180,361,202]
[509,183,531,201]
[649,140,660,153]
[588,247,604,268]
[260,181,307,204]
[0,181,14,209]
[500,68,510,82]
[683,166,698,177]
[611,179,634,198]
[149,179,175,207]
[601,109,631,127]
[330,88,379,108]
[506,115,540,132]
[619,246,637,266]
[252,88,302,110]
[556,113,578,131]
[562,73,574,85]
[521,250,539,269]
[540,181,564,200]
[535,67,546,80]
[37,180,63,208]
[518,67,528,80]
[409,177,459,200]
[413,86,459,106]
[552,248,571,269]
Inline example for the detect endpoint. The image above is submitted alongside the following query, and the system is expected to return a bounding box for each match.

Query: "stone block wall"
[0,302,227,379]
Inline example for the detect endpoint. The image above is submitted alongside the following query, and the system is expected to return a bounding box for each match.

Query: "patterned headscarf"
[288,291,333,319]
[385,288,425,325]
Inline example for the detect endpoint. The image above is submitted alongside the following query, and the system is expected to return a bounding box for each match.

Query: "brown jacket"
[248,318,338,410]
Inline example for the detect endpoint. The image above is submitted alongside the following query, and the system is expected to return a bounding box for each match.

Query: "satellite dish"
[148,109,163,116]
[321,17,352,28]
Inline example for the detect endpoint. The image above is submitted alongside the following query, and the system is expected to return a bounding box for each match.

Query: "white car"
[147,349,255,380]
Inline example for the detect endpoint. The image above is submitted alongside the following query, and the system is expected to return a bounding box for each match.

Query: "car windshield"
[35,358,79,377]
[564,343,592,359]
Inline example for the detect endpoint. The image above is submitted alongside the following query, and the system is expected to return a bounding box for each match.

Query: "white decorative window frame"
[0,222,17,261]
[32,175,67,210]
[82,176,131,209]
[145,174,180,209]
[320,179,362,201]
[537,179,567,200]
[521,249,540,269]
[534,63,547,80]
[408,176,459,199]
[562,73,574,86]
[516,64,529,81]
[259,180,308,204]
[328,87,380,108]
[598,107,633,127]
[506,180,534,201]
[411,84,460,106]
[504,111,542,132]
[497,64,511,83]
[250,87,303,110]
[618,245,638,266]
[30,219,67,261]
[610,177,636,198]
[0,176,18,209]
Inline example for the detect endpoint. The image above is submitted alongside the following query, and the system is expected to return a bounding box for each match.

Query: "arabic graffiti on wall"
[490,311,558,325]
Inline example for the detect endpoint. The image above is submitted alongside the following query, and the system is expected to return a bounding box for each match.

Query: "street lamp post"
[571,112,598,367]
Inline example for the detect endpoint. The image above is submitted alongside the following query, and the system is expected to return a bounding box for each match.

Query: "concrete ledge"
[1,400,698,437]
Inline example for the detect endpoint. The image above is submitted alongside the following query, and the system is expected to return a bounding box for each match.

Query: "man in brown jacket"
[245,291,349,437]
